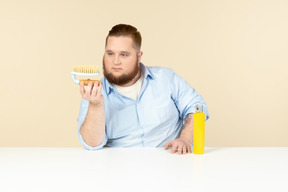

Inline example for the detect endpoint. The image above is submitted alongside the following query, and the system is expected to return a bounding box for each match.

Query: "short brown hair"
[105,24,142,52]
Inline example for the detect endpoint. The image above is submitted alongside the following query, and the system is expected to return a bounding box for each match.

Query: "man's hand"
[164,138,192,155]
[165,113,194,155]
[80,81,103,105]
[79,80,106,147]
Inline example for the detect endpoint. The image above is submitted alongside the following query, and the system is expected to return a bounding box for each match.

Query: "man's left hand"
[164,138,192,155]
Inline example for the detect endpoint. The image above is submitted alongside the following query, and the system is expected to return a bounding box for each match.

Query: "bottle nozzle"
[194,104,203,113]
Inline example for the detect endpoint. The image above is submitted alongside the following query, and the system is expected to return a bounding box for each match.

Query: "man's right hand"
[79,80,106,148]
[80,81,103,105]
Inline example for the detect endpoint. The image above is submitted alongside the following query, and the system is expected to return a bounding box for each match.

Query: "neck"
[119,69,141,87]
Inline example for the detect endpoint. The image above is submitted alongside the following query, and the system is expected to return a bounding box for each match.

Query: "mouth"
[112,68,122,72]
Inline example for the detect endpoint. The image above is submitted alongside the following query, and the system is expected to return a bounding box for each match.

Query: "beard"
[103,58,140,86]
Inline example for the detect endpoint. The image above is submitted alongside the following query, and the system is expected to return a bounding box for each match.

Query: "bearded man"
[77,24,209,155]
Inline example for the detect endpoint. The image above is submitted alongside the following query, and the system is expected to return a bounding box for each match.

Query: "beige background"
[1,0,287,147]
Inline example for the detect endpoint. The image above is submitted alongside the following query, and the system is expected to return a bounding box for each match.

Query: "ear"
[138,51,143,62]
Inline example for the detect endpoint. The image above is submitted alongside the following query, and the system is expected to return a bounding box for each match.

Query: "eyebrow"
[120,51,130,54]
[106,50,131,54]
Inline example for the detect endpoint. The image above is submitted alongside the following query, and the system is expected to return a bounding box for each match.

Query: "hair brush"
[71,65,102,85]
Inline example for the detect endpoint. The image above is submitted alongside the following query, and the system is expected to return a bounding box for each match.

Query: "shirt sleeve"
[169,71,210,121]
[77,98,108,150]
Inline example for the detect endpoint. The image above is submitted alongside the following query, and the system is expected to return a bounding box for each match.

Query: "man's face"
[103,36,142,86]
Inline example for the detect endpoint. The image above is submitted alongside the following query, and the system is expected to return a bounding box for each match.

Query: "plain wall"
[1,0,288,147]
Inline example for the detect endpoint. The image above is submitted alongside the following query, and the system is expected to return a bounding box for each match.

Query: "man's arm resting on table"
[165,113,194,155]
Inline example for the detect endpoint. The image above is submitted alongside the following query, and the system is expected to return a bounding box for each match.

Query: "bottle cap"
[194,104,203,113]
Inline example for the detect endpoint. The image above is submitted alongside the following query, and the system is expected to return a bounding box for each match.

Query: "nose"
[113,55,121,65]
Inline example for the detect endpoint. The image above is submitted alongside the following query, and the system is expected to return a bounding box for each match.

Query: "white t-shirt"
[113,74,144,101]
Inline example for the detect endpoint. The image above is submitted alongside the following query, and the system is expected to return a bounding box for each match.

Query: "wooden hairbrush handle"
[80,80,103,86]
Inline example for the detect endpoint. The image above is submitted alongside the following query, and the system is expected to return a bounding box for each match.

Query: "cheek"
[126,57,137,64]
[123,59,136,69]
[104,56,112,65]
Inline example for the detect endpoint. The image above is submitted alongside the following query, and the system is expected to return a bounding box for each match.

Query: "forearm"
[179,113,194,144]
[80,102,105,147]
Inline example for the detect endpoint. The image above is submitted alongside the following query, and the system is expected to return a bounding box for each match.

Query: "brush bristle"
[72,65,100,73]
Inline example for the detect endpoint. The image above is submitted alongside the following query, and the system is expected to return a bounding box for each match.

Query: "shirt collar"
[104,62,154,95]
[141,62,155,80]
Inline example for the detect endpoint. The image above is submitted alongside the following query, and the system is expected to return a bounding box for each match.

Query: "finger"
[178,145,183,155]
[89,81,95,95]
[80,81,85,95]
[91,81,98,96]
[96,82,102,96]
[85,82,93,97]
[171,144,178,154]
[188,145,192,153]
[165,142,172,150]
[183,145,187,155]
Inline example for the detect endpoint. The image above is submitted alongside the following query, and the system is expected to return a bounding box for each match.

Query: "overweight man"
[77,24,209,155]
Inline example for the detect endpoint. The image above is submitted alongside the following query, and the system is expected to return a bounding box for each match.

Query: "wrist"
[89,101,104,108]
[179,135,193,145]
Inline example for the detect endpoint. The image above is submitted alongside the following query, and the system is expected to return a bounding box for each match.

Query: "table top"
[1,147,288,192]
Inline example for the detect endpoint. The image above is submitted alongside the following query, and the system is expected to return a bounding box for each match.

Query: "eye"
[107,52,113,56]
[121,54,127,57]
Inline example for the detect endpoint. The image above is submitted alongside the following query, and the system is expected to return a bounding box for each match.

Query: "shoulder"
[145,65,189,90]
[146,66,175,79]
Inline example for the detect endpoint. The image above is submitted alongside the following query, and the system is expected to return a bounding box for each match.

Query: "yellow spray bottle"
[193,104,205,154]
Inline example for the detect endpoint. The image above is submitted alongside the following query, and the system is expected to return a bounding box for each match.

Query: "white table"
[0,147,288,192]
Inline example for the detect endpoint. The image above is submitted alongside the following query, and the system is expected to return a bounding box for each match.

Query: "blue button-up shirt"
[77,63,209,150]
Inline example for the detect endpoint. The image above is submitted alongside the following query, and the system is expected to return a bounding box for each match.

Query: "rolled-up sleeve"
[77,99,108,150]
[169,72,210,121]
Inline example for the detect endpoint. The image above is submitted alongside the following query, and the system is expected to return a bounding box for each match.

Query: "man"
[77,24,209,155]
